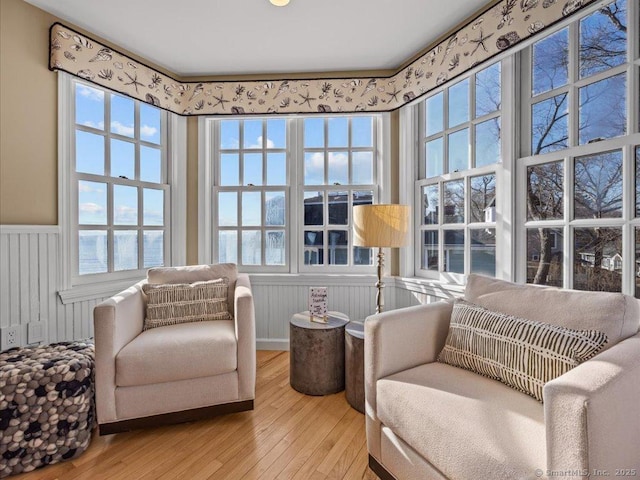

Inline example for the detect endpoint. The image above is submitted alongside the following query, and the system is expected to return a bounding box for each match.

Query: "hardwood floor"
[12,351,378,480]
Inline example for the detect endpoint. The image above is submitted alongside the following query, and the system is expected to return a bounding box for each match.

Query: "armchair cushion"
[438,300,608,401]
[142,279,231,330]
[115,320,237,387]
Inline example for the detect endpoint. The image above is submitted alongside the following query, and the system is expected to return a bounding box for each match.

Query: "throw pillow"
[142,278,232,330]
[437,299,608,402]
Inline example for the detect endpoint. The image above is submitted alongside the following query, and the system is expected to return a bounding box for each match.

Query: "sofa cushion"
[116,320,237,387]
[147,263,238,316]
[438,300,607,401]
[142,279,231,330]
[465,274,640,351]
[377,362,546,480]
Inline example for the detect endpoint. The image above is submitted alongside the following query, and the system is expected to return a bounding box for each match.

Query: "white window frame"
[57,72,186,303]
[199,113,390,274]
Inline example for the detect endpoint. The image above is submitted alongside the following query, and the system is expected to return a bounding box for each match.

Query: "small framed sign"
[309,287,328,323]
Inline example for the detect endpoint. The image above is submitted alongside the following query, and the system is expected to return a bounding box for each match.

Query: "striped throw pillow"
[437,299,607,402]
[142,278,232,330]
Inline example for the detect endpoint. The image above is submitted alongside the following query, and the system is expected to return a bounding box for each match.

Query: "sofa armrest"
[234,273,256,400]
[544,331,640,472]
[93,281,145,424]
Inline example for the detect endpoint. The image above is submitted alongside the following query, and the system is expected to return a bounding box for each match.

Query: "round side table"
[345,321,365,413]
[289,311,349,396]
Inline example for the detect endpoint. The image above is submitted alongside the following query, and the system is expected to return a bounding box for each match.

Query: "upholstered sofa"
[93,263,256,434]
[365,274,640,480]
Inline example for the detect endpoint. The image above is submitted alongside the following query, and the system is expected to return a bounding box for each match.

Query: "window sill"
[58,277,145,304]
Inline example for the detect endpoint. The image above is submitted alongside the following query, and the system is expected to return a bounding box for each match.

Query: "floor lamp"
[353,204,410,314]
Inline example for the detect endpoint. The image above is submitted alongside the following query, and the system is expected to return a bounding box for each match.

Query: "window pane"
[76,130,105,175]
[219,230,237,264]
[242,191,261,226]
[422,184,439,225]
[220,120,240,149]
[352,152,373,185]
[265,230,285,265]
[143,230,164,268]
[532,94,568,154]
[243,120,262,149]
[574,150,623,219]
[241,231,262,265]
[304,192,323,226]
[470,174,496,223]
[636,228,640,298]
[267,153,286,185]
[352,117,373,147]
[448,128,469,172]
[78,230,107,275]
[78,181,107,225]
[328,152,348,185]
[636,146,640,217]
[422,230,438,271]
[218,192,237,226]
[354,247,372,266]
[443,230,464,274]
[532,28,568,95]
[304,152,324,185]
[328,191,348,225]
[265,191,285,226]
[140,146,162,183]
[220,153,240,186]
[475,63,501,117]
[475,118,500,167]
[579,0,627,78]
[113,185,138,225]
[353,190,373,207]
[471,229,495,277]
[304,118,324,147]
[143,188,164,226]
[244,153,263,186]
[140,104,161,144]
[574,227,622,292]
[527,161,564,221]
[328,230,348,265]
[444,179,464,224]
[114,230,138,271]
[111,139,135,179]
[267,119,286,148]
[527,228,563,287]
[448,79,469,128]
[579,73,626,144]
[426,92,443,136]
[304,230,323,265]
[110,95,134,138]
[425,137,443,178]
[75,84,104,129]
[328,117,348,147]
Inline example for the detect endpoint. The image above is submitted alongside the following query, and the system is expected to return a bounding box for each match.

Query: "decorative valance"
[50,0,597,116]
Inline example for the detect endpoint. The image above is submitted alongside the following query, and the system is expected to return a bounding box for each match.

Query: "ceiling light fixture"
[270,0,290,6]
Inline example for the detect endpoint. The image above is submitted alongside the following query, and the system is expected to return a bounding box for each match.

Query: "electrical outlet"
[1,326,22,351]
[28,321,46,344]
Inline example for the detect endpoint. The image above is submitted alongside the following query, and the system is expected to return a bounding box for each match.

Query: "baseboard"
[257,338,289,350]
[98,399,254,435]
[369,454,398,480]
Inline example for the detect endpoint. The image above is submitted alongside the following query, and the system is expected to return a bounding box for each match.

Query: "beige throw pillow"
[142,278,231,330]
[438,299,608,402]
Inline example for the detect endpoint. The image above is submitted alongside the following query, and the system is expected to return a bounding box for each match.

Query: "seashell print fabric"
[49,0,597,116]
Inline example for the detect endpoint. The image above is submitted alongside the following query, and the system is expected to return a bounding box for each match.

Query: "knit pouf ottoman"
[0,340,95,478]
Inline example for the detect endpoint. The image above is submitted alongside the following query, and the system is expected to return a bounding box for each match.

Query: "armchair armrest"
[93,281,145,423]
[544,331,640,472]
[234,273,256,400]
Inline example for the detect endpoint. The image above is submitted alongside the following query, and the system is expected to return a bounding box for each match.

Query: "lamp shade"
[352,204,410,248]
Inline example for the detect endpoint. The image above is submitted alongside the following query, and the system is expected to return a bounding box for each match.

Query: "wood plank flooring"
[11,351,378,480]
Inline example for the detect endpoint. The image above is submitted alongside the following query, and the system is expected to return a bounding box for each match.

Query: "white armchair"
[93,264,256,435]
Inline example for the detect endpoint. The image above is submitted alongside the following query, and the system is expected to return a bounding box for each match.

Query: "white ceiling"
[25,0,490,77]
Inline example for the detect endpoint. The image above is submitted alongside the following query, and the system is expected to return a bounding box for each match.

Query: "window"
[208,115,384,272]
[416,62,502,280]
[521,0,639,294]
[59,73,184,298]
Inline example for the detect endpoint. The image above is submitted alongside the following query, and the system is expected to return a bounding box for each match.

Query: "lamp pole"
[376,247,385,314]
